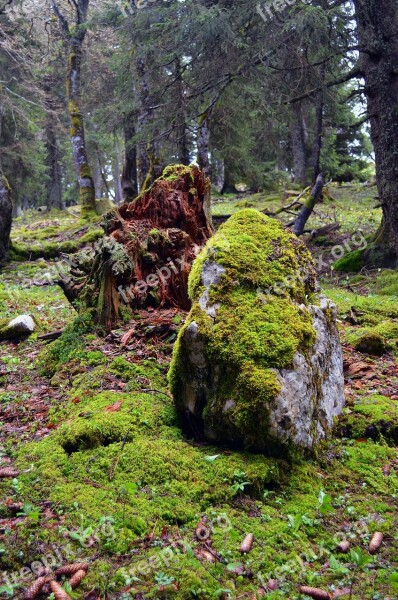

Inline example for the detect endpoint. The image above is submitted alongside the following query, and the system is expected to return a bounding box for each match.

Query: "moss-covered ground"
[0,187,397,599]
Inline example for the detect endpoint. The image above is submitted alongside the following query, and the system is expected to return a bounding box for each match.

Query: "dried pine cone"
[55,562,88,576]
[68,569,87,589]
[50,580,72,600]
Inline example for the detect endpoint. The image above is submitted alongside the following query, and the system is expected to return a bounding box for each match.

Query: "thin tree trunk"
[113,134,123,205]
[292,173,324,236]
[45,114,64,210]
[51,0,96,217]
[311,65,325,184]
[136,57,158,192]
[121,119,138,202]
[0,174,12,264]
[197,114,211,178]
[291,102,308,185]
[175,59,190,165]
[354,0,398,266]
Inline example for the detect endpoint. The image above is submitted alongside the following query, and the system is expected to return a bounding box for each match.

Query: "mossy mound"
[346,321,398,357]
[337,395,398,444]
[169,209,344,454]
[333,249,365,273]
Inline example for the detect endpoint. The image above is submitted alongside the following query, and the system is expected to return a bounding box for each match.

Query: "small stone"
[0,315,35,340]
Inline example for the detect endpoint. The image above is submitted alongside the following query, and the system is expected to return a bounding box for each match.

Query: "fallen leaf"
[105,401,123,412]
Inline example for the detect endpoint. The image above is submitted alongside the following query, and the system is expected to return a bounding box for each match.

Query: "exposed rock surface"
[0,315,35,340]
[169,209,345,454]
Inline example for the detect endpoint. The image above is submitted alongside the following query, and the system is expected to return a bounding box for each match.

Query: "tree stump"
[60,165,213,330]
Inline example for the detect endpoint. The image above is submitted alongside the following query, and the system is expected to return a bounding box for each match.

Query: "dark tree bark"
[354,0,398,266]
[311,65,325,184]
[51,0,96,217]
[290,102,308,186]
[44,105,64,210]
[136,57,161,192]
[292,173,324,236]
[121,119,138,202]
[113,134,123,205]
[197,114,211,178]
[0,174,12,265]
[175,59,190,165]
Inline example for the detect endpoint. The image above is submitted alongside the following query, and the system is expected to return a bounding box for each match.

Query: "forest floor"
[0,184,397,600]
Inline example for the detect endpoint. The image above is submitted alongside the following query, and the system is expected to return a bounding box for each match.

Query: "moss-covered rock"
[169,209,345,455]
[337,395,398,444]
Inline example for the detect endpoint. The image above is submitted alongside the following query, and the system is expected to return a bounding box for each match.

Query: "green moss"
[160,164,195,182]
[337,395,398,444]
[333,249,365,273]
[38,312,94,377]
[373,270,398,296]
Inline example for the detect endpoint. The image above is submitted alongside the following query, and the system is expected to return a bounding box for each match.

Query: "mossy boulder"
[337,395,398,444]
[169,209,345,454]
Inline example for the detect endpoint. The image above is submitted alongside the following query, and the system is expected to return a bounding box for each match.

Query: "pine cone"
[0,467,19,478]
[55,562,88,576]
[68,569,86,589]
[24,576,48,600]
[50,580,72,600]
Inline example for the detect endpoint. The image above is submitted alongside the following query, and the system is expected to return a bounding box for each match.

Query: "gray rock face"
[169,209,345,455]
[0,315,35,340]
[267,299,344,449]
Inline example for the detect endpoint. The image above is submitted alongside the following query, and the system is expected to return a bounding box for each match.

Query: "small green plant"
[317,489,335,515]
[229,471,250,496]
[154,572,174,587]
[17,502,40,523]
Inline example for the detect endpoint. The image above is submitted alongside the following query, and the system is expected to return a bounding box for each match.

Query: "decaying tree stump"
[60,165,213,330]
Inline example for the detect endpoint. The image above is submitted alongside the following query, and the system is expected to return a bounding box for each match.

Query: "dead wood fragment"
[299,586,331,599]
[38,330,64,341]
[368,531,383,554]
[239,533,254,553]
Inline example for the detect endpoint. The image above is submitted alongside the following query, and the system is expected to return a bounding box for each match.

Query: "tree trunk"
[292,173,324,236]
[197,114,211,178]
[311,65,325,184]
[113,133,123,205]
[68,42,96,216]
[175,59,190,165]
[290,102,308,186]
[0,175,13,265]
[136,57,159,192]
[51,1,96,217]
[354,0,398,266]
[121,120,138,202]
[45,113,64,210]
